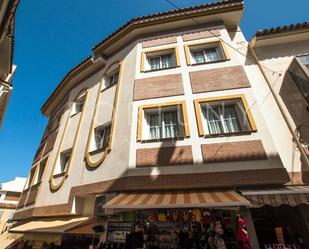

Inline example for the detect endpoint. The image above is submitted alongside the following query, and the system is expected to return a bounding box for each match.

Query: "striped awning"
[104,191,250,209]
[240,186,309,208]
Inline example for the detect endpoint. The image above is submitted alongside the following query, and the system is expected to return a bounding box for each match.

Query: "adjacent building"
[9,1,309,249]
[0,177,26,233]
[0,0,19,127]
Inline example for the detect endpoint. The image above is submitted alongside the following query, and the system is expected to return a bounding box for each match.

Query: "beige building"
[9,1,309,249]
[0,177,26,234]
[0,0,19,128]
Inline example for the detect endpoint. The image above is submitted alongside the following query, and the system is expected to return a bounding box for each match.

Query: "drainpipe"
[248,42,309,171]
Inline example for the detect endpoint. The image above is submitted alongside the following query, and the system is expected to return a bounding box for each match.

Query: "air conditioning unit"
[94,193,116,216]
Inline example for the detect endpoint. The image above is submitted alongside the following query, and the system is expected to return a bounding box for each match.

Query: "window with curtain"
[148,54,174,71]
[94,125,111,150]
[190,42,225,65]
[192,47,222,64]
[202,102,246,135]
[146,110,179,140]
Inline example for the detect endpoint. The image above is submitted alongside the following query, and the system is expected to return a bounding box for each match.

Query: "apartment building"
[0,0,19,127]
[9,1,309,249]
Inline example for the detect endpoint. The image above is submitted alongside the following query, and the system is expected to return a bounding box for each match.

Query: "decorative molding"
[84,61,123,168]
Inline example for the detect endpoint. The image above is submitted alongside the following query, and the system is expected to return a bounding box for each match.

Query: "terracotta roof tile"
[256,22,309,37]
[92,0,243,51]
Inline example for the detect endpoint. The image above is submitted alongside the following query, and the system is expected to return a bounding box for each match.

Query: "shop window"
[105,70,119,88]
[73,91,86,115]
[94,124,111,151]
[194,95,257,137]
[141,46,180,72]
[137,101,190,141]
[185,41,229,66]
[289,55,309,103]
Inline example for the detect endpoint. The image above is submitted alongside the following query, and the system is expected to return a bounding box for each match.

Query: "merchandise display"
[104,208,246,249]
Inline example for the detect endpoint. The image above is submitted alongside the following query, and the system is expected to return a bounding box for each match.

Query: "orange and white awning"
[104,191,250,209]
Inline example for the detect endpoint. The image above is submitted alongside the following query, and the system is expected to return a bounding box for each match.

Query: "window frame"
[32,157,48,186]
[184,39,230,66]
[140,45,181,72]
[194,94,257,137]
[72,91,87,116]
[93,124,112,152]
[137,101,190,142]
[58,149,71,175]
[105,70,119,88]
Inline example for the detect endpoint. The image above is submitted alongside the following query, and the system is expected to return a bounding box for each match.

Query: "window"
[33,159,47,185]
[106,71,119,87]
[185,41,229,65]
[141,46,180,72]
[299,55,309,71]
[138,102,190,141]
[94,125,111,150]
[202,104,242,135]
[194,95,257,137]
[149,54,173,70]
[26,167,36,189]
[147,111,179,139]
[289,55,309,102]
[59,150,71,173]
[73,91,86,114]
[192,47,222,64]
[0,209,4,219]
[7,210,14,223]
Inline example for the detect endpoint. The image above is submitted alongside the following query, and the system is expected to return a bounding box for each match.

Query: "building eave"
[251,22,309,48]
[40,0,244,116]
[93,0,243,57]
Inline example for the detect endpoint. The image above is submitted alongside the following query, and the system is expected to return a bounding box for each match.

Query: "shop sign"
[107,221,132,243]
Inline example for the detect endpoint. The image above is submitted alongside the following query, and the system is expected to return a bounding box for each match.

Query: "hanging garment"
[214,235,227,249]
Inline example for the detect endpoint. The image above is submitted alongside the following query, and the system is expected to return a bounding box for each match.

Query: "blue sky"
[0,0,308,182]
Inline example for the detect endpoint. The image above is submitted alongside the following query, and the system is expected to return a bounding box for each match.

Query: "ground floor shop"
[251,205,309,249]
[241,186,309,249]
[9,187,309,249]
[102,207,254,249]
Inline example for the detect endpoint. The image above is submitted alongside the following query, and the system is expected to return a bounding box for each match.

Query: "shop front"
[8,216,100,249]
[99,190,258,249]
[241,186,309,249]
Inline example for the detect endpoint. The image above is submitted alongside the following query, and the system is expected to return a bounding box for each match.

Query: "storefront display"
[103,208,248,249]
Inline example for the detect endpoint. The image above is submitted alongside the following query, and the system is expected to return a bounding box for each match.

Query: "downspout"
[248,41,309,171]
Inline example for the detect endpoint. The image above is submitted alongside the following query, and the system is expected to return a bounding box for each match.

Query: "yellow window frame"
[193,94,257,137]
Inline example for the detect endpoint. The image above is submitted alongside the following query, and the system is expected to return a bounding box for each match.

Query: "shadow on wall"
[279,71,309,183]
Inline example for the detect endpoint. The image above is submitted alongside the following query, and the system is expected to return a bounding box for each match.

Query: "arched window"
[73,90,87,115]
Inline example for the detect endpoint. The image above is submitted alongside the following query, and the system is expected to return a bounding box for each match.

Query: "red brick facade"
[189,65,250,93]
[142,36,177,48]
[136,145,194,167]
[134,74,184,100]
[182,29,220,42]
[201,140,267,162]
